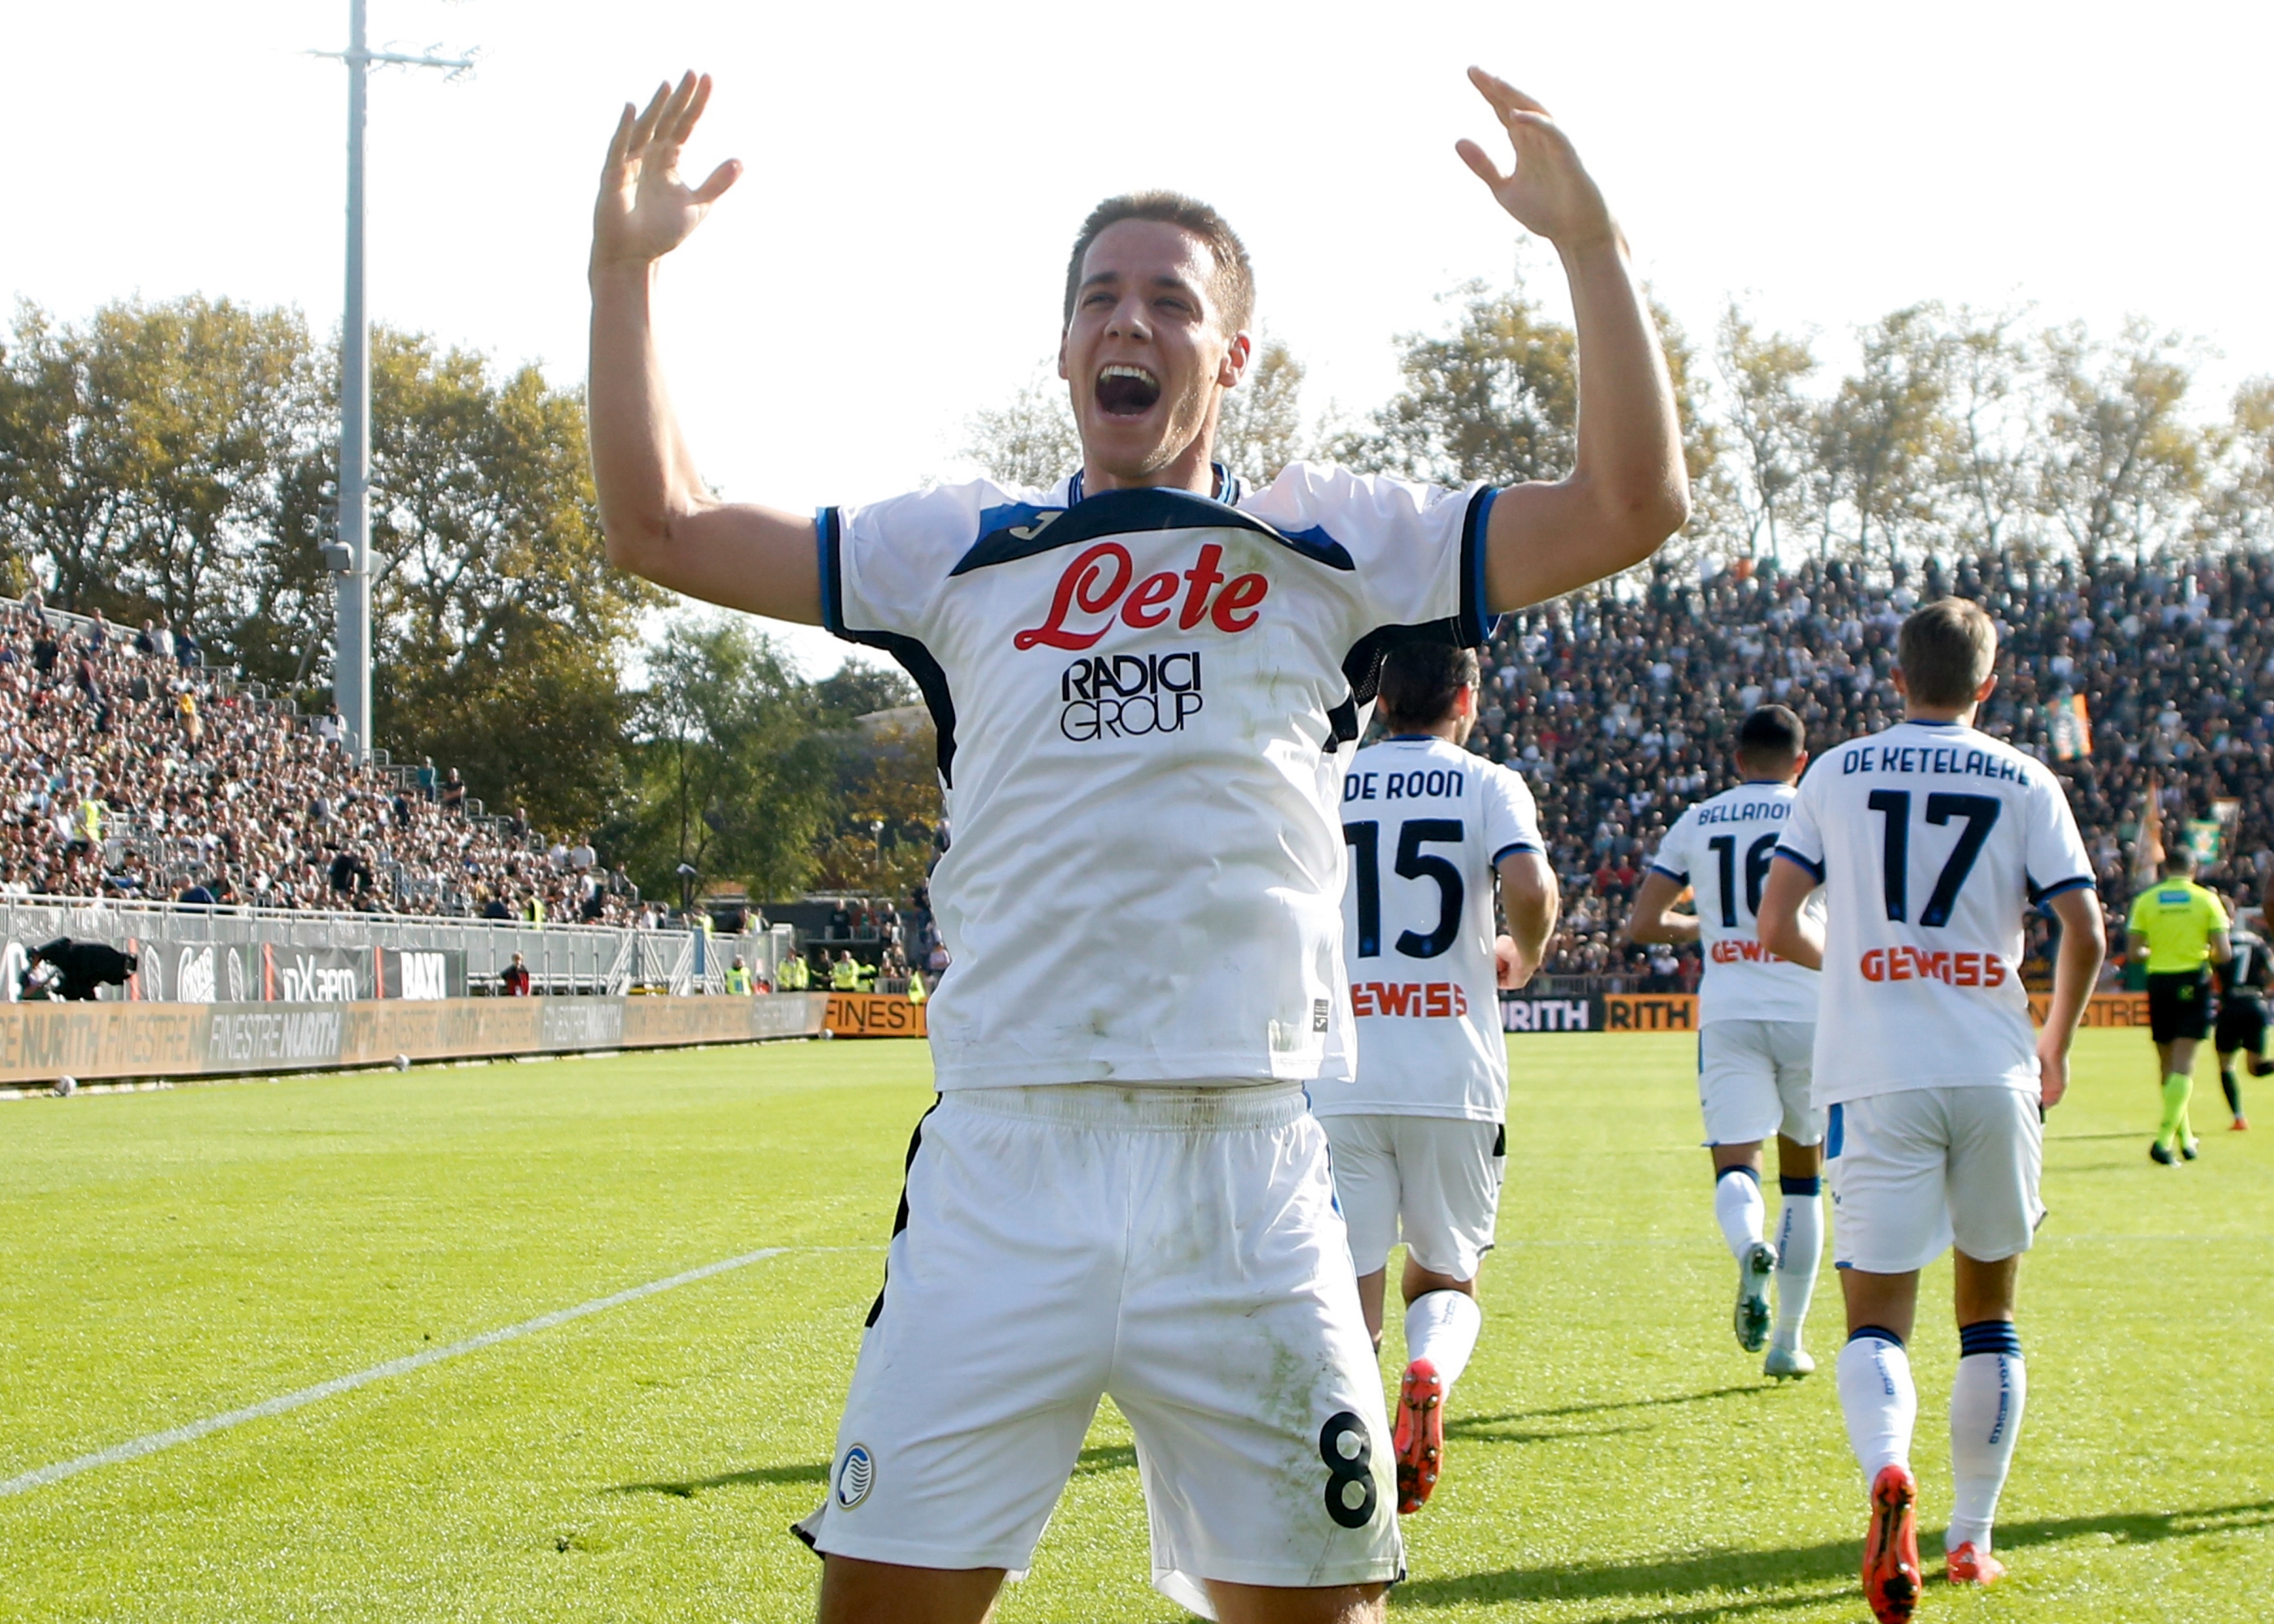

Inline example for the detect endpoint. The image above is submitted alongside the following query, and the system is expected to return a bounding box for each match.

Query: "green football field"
[2,1030,2268,1622]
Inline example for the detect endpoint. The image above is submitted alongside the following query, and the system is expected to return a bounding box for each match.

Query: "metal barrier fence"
[1,894,784,1000]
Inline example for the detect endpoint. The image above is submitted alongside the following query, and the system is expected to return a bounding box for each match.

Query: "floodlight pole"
[318,2,472,760]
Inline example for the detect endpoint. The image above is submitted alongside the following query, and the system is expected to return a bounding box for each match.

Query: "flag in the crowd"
[2048,692,2093,761]
[2185,818,2224,867]
[2133,777,2165,888]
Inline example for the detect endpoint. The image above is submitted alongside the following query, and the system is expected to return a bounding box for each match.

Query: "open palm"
[592,71,741,271]
[1455,68,1613,248]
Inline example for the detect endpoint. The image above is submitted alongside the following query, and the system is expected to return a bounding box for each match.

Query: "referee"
[2126,848,2233,1164]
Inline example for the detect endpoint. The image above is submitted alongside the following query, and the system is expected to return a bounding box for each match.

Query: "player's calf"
[1944,1320,2026,1579]
[1394,1280,1481,1514]
[1710,1159,1778,1354]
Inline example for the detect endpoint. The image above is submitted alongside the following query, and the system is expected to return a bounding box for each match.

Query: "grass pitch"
[1,1030,2267,1622]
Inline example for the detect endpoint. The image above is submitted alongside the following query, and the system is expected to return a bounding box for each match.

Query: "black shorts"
[2216,994,2268,1056]
[2147,971,2212,1044]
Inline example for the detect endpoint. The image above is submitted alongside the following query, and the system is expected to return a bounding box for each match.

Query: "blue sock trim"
[1847,1324,1906,1350]
[1959,1320,2022,1358]
[1779,1175,1821,1197]
[1716,1164,1761,1186]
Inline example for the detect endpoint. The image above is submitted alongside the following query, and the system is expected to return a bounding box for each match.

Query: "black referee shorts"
[2147,970,2212,1044]
[2216,993,2268,1056]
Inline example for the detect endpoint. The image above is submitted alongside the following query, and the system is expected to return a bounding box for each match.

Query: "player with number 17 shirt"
[1760,598,2104,1621]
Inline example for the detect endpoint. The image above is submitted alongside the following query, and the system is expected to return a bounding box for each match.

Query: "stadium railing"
[0,893,776,1000]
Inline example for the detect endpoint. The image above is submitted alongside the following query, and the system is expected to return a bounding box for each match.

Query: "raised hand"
[592,71,742,274]
[1455,67,1614,250]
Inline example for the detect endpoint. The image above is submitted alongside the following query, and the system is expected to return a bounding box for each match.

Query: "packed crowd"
[11,543,2274,971]
[0,597,642,924]
[1476,550,2274,982]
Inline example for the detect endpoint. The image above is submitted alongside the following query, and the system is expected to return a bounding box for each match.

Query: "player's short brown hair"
[1377,643,1481,730]
[1063,192,1255,335]
[1896,598,1998,707]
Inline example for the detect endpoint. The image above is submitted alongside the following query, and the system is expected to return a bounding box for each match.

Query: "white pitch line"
[0,1246,790,1499]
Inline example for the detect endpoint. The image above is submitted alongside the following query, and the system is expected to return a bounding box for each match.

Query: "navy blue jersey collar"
[1067,463,1236,507]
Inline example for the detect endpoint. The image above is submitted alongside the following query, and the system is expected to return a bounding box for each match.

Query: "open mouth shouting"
[1096,363,1162,418]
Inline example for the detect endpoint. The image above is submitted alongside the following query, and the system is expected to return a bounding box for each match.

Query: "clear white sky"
[5,0,2267,673]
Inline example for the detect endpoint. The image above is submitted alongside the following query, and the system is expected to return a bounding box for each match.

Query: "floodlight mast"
[315,2,473,761]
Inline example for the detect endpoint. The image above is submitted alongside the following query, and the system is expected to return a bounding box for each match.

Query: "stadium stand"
[10,544,2272,994]
[1478,551,2274,982]
[0,595,641,925]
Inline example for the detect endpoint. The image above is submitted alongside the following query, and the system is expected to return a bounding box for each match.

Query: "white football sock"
[1771,1181,1822,1347]
[1836,1330,1917,1488]
[1714,1165,1766,1262]
[1404,1289,1482,1389]
[1947,1324,2027,1553]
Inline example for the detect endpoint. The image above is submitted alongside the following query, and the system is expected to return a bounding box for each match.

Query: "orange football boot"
[1392,1358,1444,1514]
[1862,1463,1922,1622]
[1945,1541,2007,1586]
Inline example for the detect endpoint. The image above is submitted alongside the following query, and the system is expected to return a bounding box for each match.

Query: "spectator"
[500,952,533,996]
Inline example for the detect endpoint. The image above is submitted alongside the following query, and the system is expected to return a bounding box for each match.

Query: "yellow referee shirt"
[2127,879,2229,972]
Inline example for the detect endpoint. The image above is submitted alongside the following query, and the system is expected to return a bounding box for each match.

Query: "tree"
[2034,318,2205,565]
[1213,337,1309,485]
[1818,304,1952,576]
[817,659,917,721]
[1335,280,1576,487]
[0,304,123,607]
[364,330,659,830]
[2208,376,2274,550]
[1937,308,2036,559]
[962,369,1081,488]
[0,297,312,628]
[625,616,834,902]
[1714,304,1818,562]
[811,711,945,900]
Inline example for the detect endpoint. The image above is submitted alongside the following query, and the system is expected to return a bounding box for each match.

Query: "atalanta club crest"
[835,1443,875,1509]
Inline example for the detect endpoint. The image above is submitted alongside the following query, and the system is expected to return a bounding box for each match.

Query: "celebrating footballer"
[587,64,1685,1624]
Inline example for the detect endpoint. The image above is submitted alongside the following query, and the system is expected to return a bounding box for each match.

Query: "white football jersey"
[824,462,1496,1091]
[1648,781,1821,1026]
[1316,735,1541,1122]
[1777,719,2095,1104]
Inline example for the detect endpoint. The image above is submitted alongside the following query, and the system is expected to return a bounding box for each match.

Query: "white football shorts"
[794,1082,1401,1618]
[1319,1112,1504,1281]
[1697,1019,1823,1147]
[1827,1086,2044,1274]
